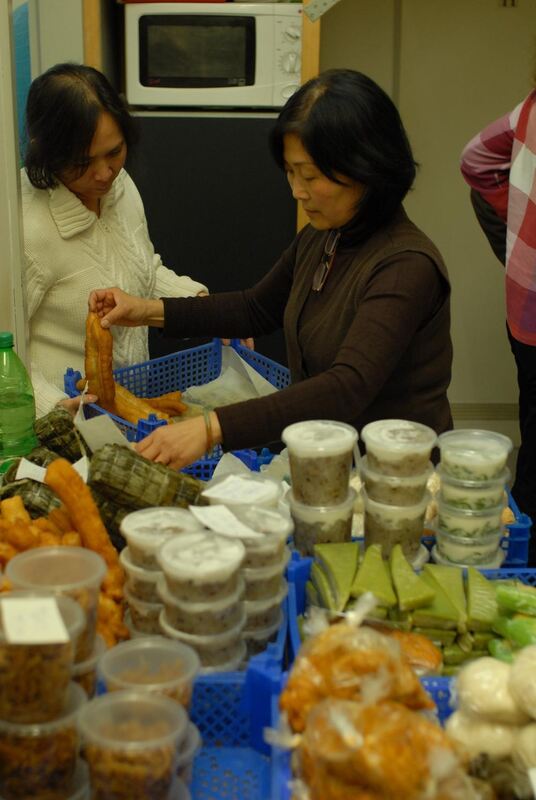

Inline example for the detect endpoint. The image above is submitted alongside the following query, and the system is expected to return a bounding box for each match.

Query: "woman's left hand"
[56,394,98,417]
[135,413,221,470]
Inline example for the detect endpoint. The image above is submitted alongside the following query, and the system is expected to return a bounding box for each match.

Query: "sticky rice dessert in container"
[289,489,356,557]
[437,429,513,481]
[120,507,204,571]
[361,419,437,477]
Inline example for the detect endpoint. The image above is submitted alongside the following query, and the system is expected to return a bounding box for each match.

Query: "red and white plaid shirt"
[461,91,536,345]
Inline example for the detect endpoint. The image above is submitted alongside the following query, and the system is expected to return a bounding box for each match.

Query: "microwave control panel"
[273,8,302,105]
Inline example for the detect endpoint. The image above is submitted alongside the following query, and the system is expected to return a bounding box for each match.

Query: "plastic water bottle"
[0,331,38,472]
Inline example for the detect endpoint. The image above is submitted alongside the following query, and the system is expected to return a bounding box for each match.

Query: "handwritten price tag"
[1,597,69,644]
[190,505,262,539]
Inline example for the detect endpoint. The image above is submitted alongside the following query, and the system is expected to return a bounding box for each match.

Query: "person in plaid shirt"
[461,90,536,565]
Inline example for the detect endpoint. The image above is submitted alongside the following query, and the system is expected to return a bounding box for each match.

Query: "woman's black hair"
[24,62,137,189]
[270,69,417,243]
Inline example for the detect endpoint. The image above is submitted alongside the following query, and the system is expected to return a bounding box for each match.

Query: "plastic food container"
[124,609,150,639]
[98,636,200,709]
[201,473,283,509]
[244,612,283,657]
[176,723,202,785]
[158,531,245,603]
[288,489,356,557]
[435,529,504,566]
[363,491,429,559]
[159,609,246,667]
[72,634,107,699]
[120,546,161,603]
[0,591,85,724]
[361,419,437,477]
[0,682,86,799]
[244,581,288,631]
[216,505,292,568]
[5,546,107,662]
[198,640,247,674]
[124,587,163,634]
[157,576,244,635]
[360,455,433,506]
[437,429,513,481]
[77,689,188,800]
[437,500,504,538]
[243,548,290,601]
[0,759,92,800]
[120,507,204,571]
[437,465,509,510]
[431,542,505,570]
[281,419,359,506]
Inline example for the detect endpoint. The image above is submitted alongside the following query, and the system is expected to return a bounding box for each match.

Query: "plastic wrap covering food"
[88,444,204,510]
[294,698,482,800]
[279,617,434,733]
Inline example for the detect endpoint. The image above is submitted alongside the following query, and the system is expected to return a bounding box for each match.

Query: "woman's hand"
[222,337,255,350]
[135,412,222,470]
[56,394,98,417]
[88,288,164,329]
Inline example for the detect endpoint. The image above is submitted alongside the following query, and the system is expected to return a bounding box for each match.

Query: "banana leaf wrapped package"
[1,446,59,484]
[89,487,130,551]
[0,478,61,518]
[88,444,204,509]
[34,407,85,462]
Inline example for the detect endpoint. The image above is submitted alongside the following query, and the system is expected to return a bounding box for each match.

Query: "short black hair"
[270,69,417,242]
[24,62,137,189]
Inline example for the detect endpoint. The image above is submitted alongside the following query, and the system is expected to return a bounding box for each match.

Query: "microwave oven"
[124,3,303,109]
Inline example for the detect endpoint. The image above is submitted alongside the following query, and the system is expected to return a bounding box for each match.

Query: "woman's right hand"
[88,288,164,329]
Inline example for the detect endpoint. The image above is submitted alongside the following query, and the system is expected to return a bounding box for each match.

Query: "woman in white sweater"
[22,63,208,417]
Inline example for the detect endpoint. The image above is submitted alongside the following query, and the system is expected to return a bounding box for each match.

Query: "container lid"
[124,585,163,613]
[431,543,505,569]
[120,547,162,582]
[0,590,85,645]
[363,489,430,516]
[120,507,203,550]
[98,635,200,694]
[287,486,357,515]
[124,609,150,639]
[243,579,288,615]
[436,464,511,489]
[0,682,87,735]
[0,332,13,348]
[157,530,245,583]
[159,607,246,648]
[176,723,202,767]
[243,609,283,641]
[5,546,107,593]
[361,419,437,454]
[199,640,247,675]
[77,688,188,751]
[243,547,290,582]
[361,455,434,485]
[437,429,513,458]
[201,473,283,507]
[435,528,504,545]
[157,574,244,613]
[437,498,505,518]
[281,419,358,456]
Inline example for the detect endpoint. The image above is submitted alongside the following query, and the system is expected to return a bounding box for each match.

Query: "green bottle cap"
[0,332,14,348]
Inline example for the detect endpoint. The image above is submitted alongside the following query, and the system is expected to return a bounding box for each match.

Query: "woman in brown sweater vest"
[90,69,452,470]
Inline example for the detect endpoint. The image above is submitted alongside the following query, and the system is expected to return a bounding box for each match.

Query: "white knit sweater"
[21,168,208,417]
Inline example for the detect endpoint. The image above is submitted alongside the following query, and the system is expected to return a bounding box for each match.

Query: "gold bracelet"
[203,408,214,456]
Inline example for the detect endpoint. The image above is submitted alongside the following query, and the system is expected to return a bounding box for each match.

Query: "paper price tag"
[190,505,262,539]
[201,474,274,503]
[2,597,69,644]
[304,0,342,22]
[15,458,46,483]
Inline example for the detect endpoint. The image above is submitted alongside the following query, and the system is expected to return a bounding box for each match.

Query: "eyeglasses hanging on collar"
[312,230,341,292]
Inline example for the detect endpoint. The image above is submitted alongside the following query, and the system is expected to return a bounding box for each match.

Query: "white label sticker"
[202,474,275,503]
[190,505,263,539]
[73,456,89,483]
[75,412,133,451]
[304,0,342,22]
[15,459,46,483]
[2,597,69,644]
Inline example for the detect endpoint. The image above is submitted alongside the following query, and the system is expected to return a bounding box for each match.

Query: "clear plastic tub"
[244,611,283,657]
[0,682,86,799]
[361,419,437,477]
[437,499,505,538]
[77,689,188,800]
[431,543,505,570]
[124,586,163,634]
[158,531,245,603]
[437,429,513,481]
[360,455,432,506]
[281,419,358,506]
[198,640,247,674]
[201,473,283,509]
[124,609,150,639]
[98,636,200,709]
[72,634,106,699]
[435,529,504,566]
[288,489,356,557]
[120,507,204,571]
[216,505,292,568]
[157,576,244,635]
[243,548,290,601]
[363,491,429,559]
[437,465,509,510]
[5,546,107,662]
[244,581,288,631]
[0,591,85,724]
[120,546,161,603]
[0,758,92,800]
[159,609,246,667]
[176,723,202,785]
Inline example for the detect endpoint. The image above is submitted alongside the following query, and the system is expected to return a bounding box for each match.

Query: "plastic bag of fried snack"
[289,697,489,800]
[279,597,434,734]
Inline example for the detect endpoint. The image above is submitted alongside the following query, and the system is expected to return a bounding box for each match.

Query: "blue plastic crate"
[64,337,289,477]
[286,550,536,664]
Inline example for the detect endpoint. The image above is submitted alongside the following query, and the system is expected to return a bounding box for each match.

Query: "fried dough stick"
[0,496,31,525]
[113,383,169,425]
[85,311,115,411]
